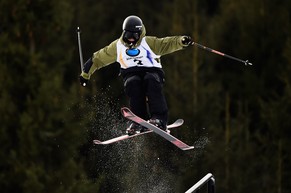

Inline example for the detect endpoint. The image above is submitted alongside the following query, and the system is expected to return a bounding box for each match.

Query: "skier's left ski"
[121,107,194,151]
[93,130,152,145]
[93,119,183,145]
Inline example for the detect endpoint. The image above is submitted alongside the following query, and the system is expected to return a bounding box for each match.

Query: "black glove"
[79,76,89,87]
[182,36,193,47]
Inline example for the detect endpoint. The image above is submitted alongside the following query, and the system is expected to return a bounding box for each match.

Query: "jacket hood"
[120,24,146,48]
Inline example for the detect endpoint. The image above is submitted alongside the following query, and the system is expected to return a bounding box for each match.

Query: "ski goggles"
[123,30,141,41]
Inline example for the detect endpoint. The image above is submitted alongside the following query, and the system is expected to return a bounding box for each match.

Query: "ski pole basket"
[185,173,215,193]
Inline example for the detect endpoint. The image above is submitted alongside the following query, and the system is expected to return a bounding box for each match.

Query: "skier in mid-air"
[79,15,193,135]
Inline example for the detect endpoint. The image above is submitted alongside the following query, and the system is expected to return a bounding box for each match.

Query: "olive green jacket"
[81,25,186,79]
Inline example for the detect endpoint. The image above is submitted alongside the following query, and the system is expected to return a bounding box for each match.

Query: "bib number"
[133,59,143,66]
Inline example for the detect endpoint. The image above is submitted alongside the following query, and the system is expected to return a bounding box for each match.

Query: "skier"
[79,15,193,135]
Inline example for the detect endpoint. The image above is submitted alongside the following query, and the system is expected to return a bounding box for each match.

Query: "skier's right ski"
[121,107,194,150]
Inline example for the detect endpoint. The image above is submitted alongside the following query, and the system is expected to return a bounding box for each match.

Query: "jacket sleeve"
[81,40,118,79]
[145,36,185,56]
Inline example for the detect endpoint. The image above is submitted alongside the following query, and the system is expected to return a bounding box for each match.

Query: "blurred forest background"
[1,0,291,192]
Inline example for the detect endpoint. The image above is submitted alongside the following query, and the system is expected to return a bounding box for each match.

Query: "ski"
[121,107,194,151]
[93,119,183,145]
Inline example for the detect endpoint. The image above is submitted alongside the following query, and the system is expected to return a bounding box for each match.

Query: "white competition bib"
[116,38,162,69]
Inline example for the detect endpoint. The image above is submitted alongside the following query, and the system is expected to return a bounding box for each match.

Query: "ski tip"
[183,146,194,151]
[93,140,102,144]
[176,119,184,124]
[121,107,130,112]
[121,107,131,116]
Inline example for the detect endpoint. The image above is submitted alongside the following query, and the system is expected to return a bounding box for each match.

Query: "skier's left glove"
[182,36,193,47]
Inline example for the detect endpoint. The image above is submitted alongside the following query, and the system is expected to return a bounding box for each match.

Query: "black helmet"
[122,16,143,45]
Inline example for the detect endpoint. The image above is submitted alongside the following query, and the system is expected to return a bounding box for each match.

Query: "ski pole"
[192,42,252,66]
[77,27,84,71]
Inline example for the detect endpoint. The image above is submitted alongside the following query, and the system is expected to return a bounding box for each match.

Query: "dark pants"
[124,72,168,125]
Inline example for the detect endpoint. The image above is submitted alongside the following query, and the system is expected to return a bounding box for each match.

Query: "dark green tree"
[200,0,291,192]
[0,0,101,192]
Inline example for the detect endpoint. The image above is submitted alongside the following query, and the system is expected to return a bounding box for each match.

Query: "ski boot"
[148,118,169,133]
[126,122,148,136]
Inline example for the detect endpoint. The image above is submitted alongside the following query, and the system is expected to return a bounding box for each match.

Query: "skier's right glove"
[182,36,193,47]
[79,76,89,87]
